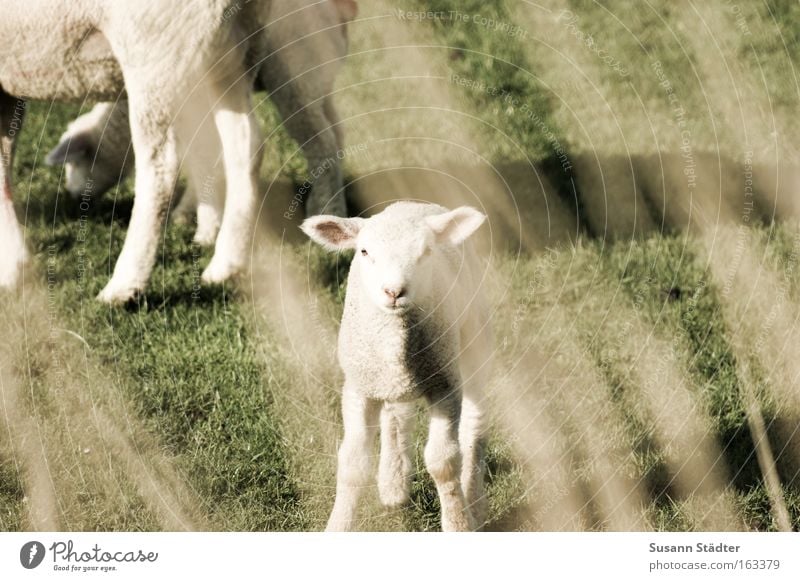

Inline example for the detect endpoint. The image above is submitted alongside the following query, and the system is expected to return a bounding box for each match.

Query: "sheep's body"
[0,0,351,298]
[303,201,492,531]
[0,7,123,101]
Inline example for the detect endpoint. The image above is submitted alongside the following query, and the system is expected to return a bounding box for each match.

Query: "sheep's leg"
[327,387,380,532]
[378,401,415,508]
[0,90,27,288]
[265,79,345,217]
[174,98,225,247]
[172,186,197,225]
[287,100,344,217]
[97,88,179,303]
[425,394,474,532]
[201,80,262,283]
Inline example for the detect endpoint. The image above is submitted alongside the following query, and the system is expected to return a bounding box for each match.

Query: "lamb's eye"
[360,249,368,257]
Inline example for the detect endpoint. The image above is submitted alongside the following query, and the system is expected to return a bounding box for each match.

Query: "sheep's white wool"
[302,201,493,531]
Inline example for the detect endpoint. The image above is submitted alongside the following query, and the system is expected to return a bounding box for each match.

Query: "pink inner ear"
[318,221,353,245]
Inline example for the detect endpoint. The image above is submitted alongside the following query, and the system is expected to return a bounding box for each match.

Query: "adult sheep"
[45,100,229,247]
[0,0,354,301]
[302,202,493,531]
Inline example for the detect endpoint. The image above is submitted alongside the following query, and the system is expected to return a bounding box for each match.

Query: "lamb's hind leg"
[426,394,474,532]
[378,401,415,508]
[327,386,380,531]
[0,90,28,289]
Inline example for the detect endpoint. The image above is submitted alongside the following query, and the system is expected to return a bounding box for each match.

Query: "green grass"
[1,0,799,531]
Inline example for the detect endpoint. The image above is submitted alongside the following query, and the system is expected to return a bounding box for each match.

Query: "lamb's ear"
[426,206,486,245]
[45,133,93,166]
[301,215,364,251]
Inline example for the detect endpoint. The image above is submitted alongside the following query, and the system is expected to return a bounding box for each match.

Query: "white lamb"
[302,202,493,532]
[0,0,354,301]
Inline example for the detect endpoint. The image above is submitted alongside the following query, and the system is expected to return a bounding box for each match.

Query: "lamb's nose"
[383,286,405,301]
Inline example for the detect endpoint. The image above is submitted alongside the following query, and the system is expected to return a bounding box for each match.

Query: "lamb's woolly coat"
[337,203,480,404]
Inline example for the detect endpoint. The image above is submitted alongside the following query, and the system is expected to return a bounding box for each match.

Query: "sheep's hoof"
[96,280,141,304]
[192,227,219,248]
[0,269,22,289]
[201,257,242,284]
[378,479,411,509]
[172,212,192,226]
[0,258,25,289]
[0,229,28,289]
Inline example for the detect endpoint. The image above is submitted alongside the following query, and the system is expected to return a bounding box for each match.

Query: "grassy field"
[1,0,800,531]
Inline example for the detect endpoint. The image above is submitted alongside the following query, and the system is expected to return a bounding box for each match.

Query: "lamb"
[0,0,353,300]
[301,202,493,531]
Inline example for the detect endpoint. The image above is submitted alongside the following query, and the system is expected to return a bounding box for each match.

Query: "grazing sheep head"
[46,131,128,198]
[302,202,486,314]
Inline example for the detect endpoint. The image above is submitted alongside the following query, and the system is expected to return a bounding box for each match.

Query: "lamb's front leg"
[378,401,415,508]
[97,91,179,303]
[426,394,474,532]
[327,386,380,531]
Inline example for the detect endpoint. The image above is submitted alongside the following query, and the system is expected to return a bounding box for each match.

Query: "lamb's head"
[302,202,486,314]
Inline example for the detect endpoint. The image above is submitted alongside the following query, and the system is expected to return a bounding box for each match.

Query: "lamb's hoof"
[324,518,352,532]
[201,257,242,284]
[378,479,411,509]
[96,280,142,304]
[441,511,476,532]
[192,228,219,248]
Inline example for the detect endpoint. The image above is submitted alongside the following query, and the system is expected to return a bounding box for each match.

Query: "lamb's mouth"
[382,298,411,314]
